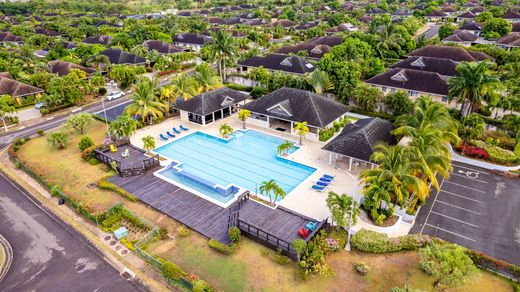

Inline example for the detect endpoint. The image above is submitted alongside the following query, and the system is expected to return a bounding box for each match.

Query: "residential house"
[295,21,320,32]
[425,10,447,22]
[0,73,43,100]
[496,32,520,49]
[101,49,147,66]
[0,32,22,45]
[457,21,483,36]
[172,33,212,51]
[326,23,358,35]
[442,30,478,46]
[82,35,112,46]
[143,40,185,55]
[48,60,96,76]
[502,10,520,23]
[389,56,458,77]
[407,45,494,62]
[238,54,316,75]
[457,11,476,22]
[275,36,344,60]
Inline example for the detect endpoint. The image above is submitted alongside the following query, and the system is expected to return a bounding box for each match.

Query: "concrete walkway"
[448,144,520,172]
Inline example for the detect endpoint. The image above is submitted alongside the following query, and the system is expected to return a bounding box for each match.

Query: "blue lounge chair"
[159,134,168,141]
[319,177,332,183]
[323,174,336,180]
[172,127,181,135]
[312,185,325,191]
[316,181,329,187]
[166,131,176,138]
[179,125,189,131]
[305,221,317,232]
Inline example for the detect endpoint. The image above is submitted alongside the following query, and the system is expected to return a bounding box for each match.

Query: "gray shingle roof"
[442,30,478,42]
[82,35,112,45]
[0,74,43,97]
[101,49,146,65]
[407,45,494,62]
[242,87,349,128]
[172,33,212,45]
[48,60,96,76]
[390,56,458,77]
[174,87,249,115]
[143,40,184,54]
[238,54,316,75]
[321,118,396,162]
[366,68,449,96]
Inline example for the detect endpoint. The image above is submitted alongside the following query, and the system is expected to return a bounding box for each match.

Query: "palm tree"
[209,30,237,83]
[448,62,500,117]
[87,53,110,71]
[125,77,167,124]
[306,69,334,95]
[395,96,458,133]
[326,191,359,230]
[271,185,286,205]
[238,109,251,129]
[259,179,284,206]
[362,176,394,215]
[130,44,149,57]
[170,73,199,100]
[276,140,294,156]
[461,114,485,144]
[219,123,234,138]
[375,23,405,58]
[108,115,138,140]
[142,135,156,153]
[294,121,309,145]
[193,62,221,92]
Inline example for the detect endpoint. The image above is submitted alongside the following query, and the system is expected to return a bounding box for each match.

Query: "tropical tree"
[276,140,294,156]
[259,179,285,206]
[66,113,93,134]
[306,69,334,95]
[395,96,458,133]
[193,62,221,92]
[326,192,359,230]
[142,135,156,153]
[208,30,237,82]
[461,114,485,144]
[237,109,251,129]
[375,23,405,59]
[362,176,394,221]
[47,130,70,149]
[0,95,16,132]
[86,53,109,71]
[294,121,309,145]
[219,123,234,138]
[108,115,138,140]
[125,77,167,124]
[170,73,199,100]
[448,62,500,117]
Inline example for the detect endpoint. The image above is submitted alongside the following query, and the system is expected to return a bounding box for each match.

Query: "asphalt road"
[411,162,520,265]
[0,171,145,291]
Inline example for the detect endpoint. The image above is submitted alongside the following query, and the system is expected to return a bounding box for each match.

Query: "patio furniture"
[166,131,176,138]
[180,125,189,131]
[298,227,309,238]
[159,134,169,141]
[319,177,332,183]
[323,174,336,180]
[121,149,129,158]
[110,144,117,153]
[316,181,329,187]
[172,127,181,135]
[312,185,325,191]
[305,221,317,232]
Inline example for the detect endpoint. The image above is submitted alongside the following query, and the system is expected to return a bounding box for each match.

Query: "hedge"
[161,261,188,281]
[472,140,518,165]
[224,83,253,92]
[97,176,138,202]
[349,107,394,121]
[208,239,235,255]
[351,229,433,253]
[466,249,520,283]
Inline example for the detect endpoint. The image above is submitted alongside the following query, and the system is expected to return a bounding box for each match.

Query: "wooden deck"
[103,145,149,169]
[109,168,319,246]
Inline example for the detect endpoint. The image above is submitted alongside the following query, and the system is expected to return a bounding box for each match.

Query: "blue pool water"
[154,130,316,204]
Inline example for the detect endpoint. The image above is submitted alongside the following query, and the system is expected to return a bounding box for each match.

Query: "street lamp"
[101,96,111,141]
[344,197,355,251]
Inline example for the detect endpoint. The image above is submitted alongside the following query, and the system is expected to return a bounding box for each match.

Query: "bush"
[250,86,265,99]
[158,226,169,240]
[37,129,45,136]
[81,145,98,160]
[225,83,252,92]
[192,280,213,292]
[97,177,138,202]
[472,140,517,164]
[457,144,489,160]
[78,136,94,151]
[176,226,190,237]
[120,238,135,251]
[101,214,122,229]
[274,250,290,266]
[50,185,63,197]
[351,229,433,253]
[227,226,241,243]
[88,158,100,165]
[161,261,187,281]
[208,239,235,255]
[98,87,107,95]
[291,239,307,260]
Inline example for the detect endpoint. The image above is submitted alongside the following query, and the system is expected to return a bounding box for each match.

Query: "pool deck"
[108,167,318,244]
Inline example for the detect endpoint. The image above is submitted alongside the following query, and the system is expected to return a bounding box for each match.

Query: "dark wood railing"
[93,140,160,177]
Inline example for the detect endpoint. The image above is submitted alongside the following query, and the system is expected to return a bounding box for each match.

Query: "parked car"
[106,91,125,101]
[35,101,45,109]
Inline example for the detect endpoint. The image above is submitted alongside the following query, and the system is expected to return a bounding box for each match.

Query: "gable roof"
[407,45,494,62]
[0,32,22,43]
[0,74,43,97]
[458,21,482,31]
[101,49,146,65]
[442,30,478,43]
[326,23,358,33]
[390,56,458,76]
[48,60,96,76]
[172,33,212,45]
[275,36,343,59]
[82,35,112,45]
[496,32,520,47]
[502,10,520,19]
[143,40,184,54]
[322,118,396,162]
[425,10,447,17]
[174,87,249,115]
[271,19,296,28]
[458,11,476,19]
[34,27,61,36]
[295,21,320,31]
[242,87,349,128]
[513,22,520,32]
[366,68,449,96]
[238,54,316,74]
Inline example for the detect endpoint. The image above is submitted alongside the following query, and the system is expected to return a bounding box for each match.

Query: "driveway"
[411,162,520,265]
[0,172,144,291]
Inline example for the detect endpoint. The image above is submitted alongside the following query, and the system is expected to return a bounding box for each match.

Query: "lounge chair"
[312,185,325,192]
[298,227,310,238]
[315,181,329,188]
[305,221,317,232]
[166,131,176,138]
[179,125,189,131]
[323,174,336,180]
[319,177,332,183]
[159,134,169,141]
[121,149,129,158]
[172,127,181,135]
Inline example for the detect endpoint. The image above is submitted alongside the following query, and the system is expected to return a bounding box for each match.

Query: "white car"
[106,91,125,101]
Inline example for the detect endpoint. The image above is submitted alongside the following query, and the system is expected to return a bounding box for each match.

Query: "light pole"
[101,97,111,141]
[344,197,355,251]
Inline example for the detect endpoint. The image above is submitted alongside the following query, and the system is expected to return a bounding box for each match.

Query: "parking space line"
[443,180,486,193]
[452,163,489,175]
[430,211,479,228]
[451,172,488,184]
[420,178,444,234]
[441,190,485,204]
[425,223,476,242]
[435,200,481,215]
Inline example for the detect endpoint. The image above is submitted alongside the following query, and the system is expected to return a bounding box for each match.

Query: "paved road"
[0,171,145,291]
[411,162,520,265]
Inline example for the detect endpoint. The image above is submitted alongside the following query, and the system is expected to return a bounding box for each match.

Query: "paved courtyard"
[411,162,520,265]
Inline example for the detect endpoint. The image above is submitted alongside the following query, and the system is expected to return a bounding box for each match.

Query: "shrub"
[161,261,187,280]
[420,244,479,288]
[88,158,100,165]
[291,239,307,260]
[98,87,107,95]
[97,177,138,202]
[260,249,270,257]
[351,229,433,253]
[37,129,45,136]
[274,250,290,265]
[176,226,190,237]
[101,214,122,229]
[227,226,241,243]
[473,140,517,164]
[47,130,70,149]
[120,238,135,251]
[457,144,489,160]
[158,226,169,240]
[355,262,370,275]
[192,280,213,292]
[50,185,63,197]
[250,86,265,99]
[208,239,234,255]
[78,136,94,151]
[299,231,333,277]
[81,145,97,160]
[515,142,520,158]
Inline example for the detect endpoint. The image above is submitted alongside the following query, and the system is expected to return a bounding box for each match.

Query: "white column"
[266,116,270,128]
[349,157,352,171]
[202,115,206,126]
[328,152,332,165]
[290,121,294,135]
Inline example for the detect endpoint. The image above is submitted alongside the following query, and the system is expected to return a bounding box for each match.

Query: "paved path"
[0,171,144,291]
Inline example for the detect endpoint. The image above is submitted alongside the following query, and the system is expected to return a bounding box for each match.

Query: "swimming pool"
[154,130,316,206]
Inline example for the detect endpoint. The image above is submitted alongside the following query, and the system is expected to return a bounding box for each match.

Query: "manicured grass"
[147,231,515,292]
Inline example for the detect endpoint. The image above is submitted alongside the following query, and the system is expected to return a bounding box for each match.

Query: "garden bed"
[359,207,399,227]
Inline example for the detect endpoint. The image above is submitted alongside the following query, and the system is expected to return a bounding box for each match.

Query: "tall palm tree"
[238,109,251,129]
[209,30,237,83]
[125,77,167,124]
[294,121,309,145]
[87,53,110,71]
[361,177,394,216]
[306,69,334,95]
[170,73,199,100]
[259,179,277,205]
[219,123,234,138]
[448,62,500,117]
[108,115,138,140]
[142,135,156,153]
[326,191,359,230]
[375,23,405,58]
[395,96,458,133]
[276,140,294,156]
[193,62,221,92]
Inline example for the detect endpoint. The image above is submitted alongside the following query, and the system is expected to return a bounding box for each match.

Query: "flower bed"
[457,144,490,160]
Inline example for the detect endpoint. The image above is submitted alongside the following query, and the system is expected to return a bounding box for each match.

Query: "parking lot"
[411,162,520,266]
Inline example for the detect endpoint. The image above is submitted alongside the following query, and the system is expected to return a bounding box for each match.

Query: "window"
[391,88,396,93]
[441,96,448,103]
[381,86,387,92]
[408,90,418,97]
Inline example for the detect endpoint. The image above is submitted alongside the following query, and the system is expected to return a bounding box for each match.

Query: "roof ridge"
[307,91,324,127]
